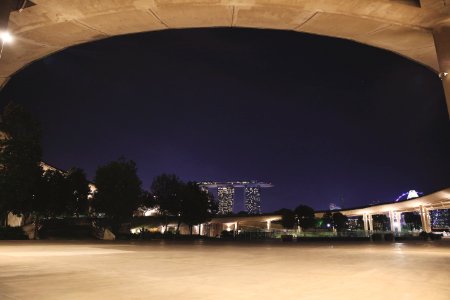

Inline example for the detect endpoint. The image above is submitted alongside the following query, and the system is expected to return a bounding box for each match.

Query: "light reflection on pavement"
[0,240,449,300]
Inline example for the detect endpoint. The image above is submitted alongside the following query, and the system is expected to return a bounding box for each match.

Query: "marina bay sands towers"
[199,181,273,215]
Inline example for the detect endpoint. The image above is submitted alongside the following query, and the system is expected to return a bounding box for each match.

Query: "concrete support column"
[433,22,450,117]
[266,220,271,231]
[419,206,431,233]
[419,206,425,230]
[368,214,373,232]
[424,207,430,232]
[363,213,369,232]
[425,208,431,232]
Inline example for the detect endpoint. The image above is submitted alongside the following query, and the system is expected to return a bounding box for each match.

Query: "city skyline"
[0,3,449,300]
[199,181,273,214]
[0,28,449,212]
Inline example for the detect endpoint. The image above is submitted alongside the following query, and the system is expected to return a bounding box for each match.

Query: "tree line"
[1,103,424,236]
[0,103,217,235]
[0,103,96,226]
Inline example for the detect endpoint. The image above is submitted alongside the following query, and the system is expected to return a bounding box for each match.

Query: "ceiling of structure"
[1,0,449,88]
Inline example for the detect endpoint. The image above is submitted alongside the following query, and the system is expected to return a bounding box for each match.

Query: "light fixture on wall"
[0,31,13,43]
[439,72,448,80]
[0,31,13,60]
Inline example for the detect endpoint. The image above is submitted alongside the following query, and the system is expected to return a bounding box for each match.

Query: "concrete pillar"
[419,206,431,233]
[433,22,450,117]
[424,208,431,233]
[266,220,271,231]
[368,214,373,232]
[419,206,425,230]
[363,214,369,232]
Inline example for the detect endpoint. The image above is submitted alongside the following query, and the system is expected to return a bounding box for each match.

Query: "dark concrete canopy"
[0,1,449,114]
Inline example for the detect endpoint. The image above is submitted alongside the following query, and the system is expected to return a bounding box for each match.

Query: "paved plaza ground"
[0,240,449,299]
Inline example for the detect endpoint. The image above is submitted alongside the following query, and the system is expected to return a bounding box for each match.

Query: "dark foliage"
[151,173,183,228]
[372,214,390,231]
[332,212,348,232]
[403,212,422,230]
[0,226,28,240]
[93,158,142,232]
[180,182,211,234]
[294,204,315,230]
[66,167,90,217]
[0,102,42,217]
[275,208,296,229]
[321,211,333,229]
[35,170,71,217]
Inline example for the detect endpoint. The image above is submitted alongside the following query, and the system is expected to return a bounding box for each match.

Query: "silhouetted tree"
[66,167,90,217]
[372,214,389,231]
[332,212,348,232]
[356,216,364,229]
[403,212,421,230]
[321,211,333,229]
[294,204,315,230]
[29,169,72,239]
[139,190,157,210]
[35,170,71,218]
[151,173,183,233]
[180,182,211,235]
[93,158,142,233]
[0,102,42,225]
[275,208,296,229]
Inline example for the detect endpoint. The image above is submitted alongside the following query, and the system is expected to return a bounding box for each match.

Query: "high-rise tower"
[244,186,261,214]
[198,181,273,215]
[217,186,235,215]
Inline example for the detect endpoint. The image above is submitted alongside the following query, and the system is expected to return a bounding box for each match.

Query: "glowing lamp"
[0,31,13,43]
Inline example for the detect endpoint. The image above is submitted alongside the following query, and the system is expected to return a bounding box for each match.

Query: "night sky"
[0,28,449,212]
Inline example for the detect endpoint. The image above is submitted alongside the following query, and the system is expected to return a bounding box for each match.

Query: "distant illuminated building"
[134,206,159,217]
[347,218,361,230]
[244,187,261,214]
[217,186,235,215]
[430,209,450,229]
[199,181,273,215]
[395,190,423,202]
[329,203,342,211]
[407,190,419,199]
[199,185,209,193]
